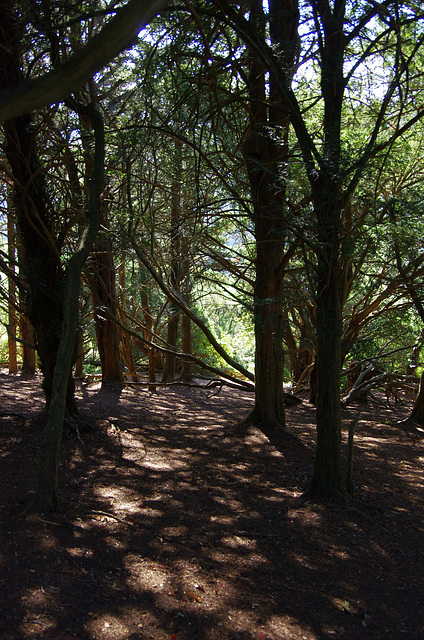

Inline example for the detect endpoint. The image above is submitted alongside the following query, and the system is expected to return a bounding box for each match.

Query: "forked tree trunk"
[240,0,298,448]
[36,101,105,512]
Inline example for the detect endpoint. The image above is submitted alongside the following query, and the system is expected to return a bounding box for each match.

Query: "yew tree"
[212,0,424,495]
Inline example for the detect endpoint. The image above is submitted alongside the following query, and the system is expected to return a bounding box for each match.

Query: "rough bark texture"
[308,186,344,496]
[399,370,424,428]
[241,0,299,448]
[307,0,346,496]
[3,114,75,410]
[36,101,105,512]
[0,5,76,409]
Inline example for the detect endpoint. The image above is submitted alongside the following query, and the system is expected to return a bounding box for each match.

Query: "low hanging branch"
[131,239,255,383]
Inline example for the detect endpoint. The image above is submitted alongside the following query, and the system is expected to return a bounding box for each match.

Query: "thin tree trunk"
[118,262,138,382]
[20,315,36,373]
[162,140,182,383]
[180,302,193,380]
[37,101,104,511]
[7,202,18,373]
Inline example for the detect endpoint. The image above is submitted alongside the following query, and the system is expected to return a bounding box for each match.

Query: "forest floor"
[0,369,423,640]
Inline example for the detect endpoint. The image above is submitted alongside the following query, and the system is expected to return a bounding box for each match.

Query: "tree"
[237,0,299,447]
[0,0,168,122]
[0,0,168,511]
[213,0,424,495]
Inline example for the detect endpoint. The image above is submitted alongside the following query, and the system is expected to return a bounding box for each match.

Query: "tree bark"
[37,101,105,511]
[88,221,124,385]
[162,142,182,382]
[240,0,299,448]
[7,200,18,373]
[399,370,424,428]
[308,186,344,496]
[118,264,138,382]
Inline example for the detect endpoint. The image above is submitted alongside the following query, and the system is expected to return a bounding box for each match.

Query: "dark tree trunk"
[240,0,299,448]
[162,140,182,383]
[0,8,75,408]
[3,112,75,411]
[7,200,18,373]
[399,370,424,428]
[308,209,343,496]
[36,101,105,511]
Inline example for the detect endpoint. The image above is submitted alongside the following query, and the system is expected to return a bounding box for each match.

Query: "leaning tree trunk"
[37,101,105,511]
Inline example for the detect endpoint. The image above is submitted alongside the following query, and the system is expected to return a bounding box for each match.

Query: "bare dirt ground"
[0,369,423,640]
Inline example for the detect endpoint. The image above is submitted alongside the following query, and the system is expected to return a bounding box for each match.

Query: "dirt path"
[0,370,423,639]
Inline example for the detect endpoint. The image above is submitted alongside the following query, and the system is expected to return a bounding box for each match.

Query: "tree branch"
[0,0,168,121]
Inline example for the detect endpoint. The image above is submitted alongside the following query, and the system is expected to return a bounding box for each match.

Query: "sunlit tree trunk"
[20,315,37,373]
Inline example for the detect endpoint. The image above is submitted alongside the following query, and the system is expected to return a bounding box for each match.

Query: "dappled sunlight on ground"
[0,372,424,639]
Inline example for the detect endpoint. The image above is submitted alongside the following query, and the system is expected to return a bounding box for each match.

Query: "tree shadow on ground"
[0,373,423,639]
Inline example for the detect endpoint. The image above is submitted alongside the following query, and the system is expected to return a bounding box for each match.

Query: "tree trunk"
[89,225,124,385]
[307,182,344,497]
[20,314,37,374]
[399,370,424,428]
[37,101,105,511]
[162,140,182,383]
[7,202,18,373]
[3,111,74,410]
[0,10,74,406]
[180,306,193,380]
[118,263,138,382]
[240,0,299,448]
